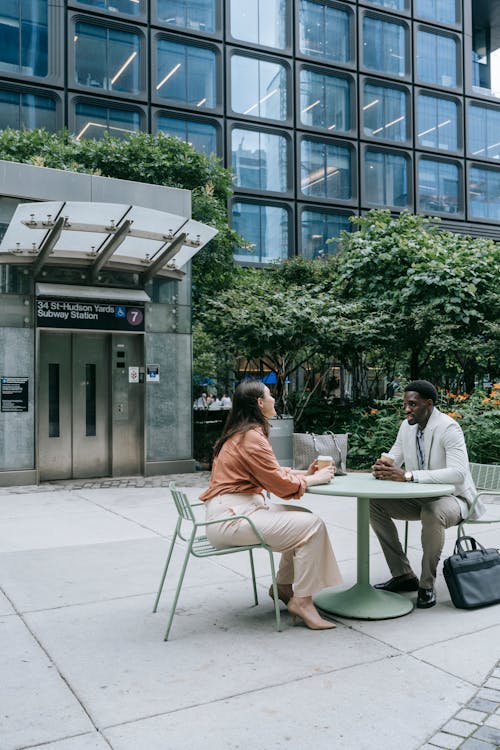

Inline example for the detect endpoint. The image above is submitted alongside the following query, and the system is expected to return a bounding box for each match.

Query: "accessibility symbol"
[115,306,126,318]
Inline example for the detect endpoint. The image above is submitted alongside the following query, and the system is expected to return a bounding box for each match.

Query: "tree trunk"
[410,348,419,380]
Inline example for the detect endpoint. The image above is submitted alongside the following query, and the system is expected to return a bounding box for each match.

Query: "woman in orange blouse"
[199,380,342,630]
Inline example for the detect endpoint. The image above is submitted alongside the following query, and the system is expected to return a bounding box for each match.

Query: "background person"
[370,380,482,609]
[199,380,342,630]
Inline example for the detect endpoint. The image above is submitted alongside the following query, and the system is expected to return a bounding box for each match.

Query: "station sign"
[36,298,145,332]
[1,377,29,412]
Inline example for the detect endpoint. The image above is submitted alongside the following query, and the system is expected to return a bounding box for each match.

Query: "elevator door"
[38,333,110,480]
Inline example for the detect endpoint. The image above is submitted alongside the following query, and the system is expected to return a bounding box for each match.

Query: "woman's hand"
[306,465,336,486]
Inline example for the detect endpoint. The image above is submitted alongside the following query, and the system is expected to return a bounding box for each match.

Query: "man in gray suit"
[370,380,483,608]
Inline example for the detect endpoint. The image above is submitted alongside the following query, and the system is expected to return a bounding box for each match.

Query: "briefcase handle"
[454,536,487,557]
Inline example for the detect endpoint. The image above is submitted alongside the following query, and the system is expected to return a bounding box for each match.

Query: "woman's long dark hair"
[213,380,270,456]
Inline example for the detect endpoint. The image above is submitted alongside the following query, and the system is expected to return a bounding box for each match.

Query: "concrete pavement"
[0,474,499,750]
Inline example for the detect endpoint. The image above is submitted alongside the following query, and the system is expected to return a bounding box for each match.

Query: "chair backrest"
[470,463,500,491]
[169,482,196,523]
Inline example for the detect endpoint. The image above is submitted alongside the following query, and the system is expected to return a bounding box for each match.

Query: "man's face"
[403,391,433,427]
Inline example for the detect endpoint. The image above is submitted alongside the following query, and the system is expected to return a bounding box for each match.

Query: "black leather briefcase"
[443,536,500,609]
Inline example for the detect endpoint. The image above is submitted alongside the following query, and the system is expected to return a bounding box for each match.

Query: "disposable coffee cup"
[380,452,394,465]
[317,455,333,470]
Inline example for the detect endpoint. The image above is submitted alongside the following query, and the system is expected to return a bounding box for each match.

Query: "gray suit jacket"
[387,408,484,521]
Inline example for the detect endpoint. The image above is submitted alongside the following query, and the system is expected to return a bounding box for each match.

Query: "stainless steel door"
[38,333,111,480]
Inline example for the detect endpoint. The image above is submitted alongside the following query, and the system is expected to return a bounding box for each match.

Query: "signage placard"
[146,365,160,382]
[1,377,29,412]
[36,298,145,332]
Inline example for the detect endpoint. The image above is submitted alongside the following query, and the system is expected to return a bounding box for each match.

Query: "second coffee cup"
[317,454,333,470]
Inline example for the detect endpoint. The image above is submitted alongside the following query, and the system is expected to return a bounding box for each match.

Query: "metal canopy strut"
[32,216,65,277]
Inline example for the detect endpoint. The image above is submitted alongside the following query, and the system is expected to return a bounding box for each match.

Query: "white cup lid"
[317,455,333,461]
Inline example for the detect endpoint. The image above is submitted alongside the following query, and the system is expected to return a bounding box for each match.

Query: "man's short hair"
[404,380,438,404]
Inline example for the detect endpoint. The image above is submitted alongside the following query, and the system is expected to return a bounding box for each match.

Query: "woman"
[199,380,342,630]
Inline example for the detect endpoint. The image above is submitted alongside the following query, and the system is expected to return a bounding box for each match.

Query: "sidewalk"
[1,474,499,750]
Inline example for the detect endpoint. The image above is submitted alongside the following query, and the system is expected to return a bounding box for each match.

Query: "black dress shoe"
[416,587,436,608]
[374,574,419,592]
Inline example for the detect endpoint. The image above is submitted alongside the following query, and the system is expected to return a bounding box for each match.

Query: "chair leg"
[249,549,258,605]
[403,521,409,555]
[267,552,281,632]
[457,522,465,539]
[153,531,178,613]
[164,542,192,641]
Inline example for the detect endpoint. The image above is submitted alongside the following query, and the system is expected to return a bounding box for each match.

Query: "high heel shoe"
[287,598,336,630]
[268,584,293,605]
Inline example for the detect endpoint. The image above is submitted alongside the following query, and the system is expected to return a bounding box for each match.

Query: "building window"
[77,0,142,16]
[364,148,409,207]
[468,105,500,161]
[416,29,458,88]
[157,114,218,155]
[472,1,500,99]
[300,139,352,200]
[231,128,289,192]
[0,88,56,131]
[74,23,140,93]
[469,166,500,219]
[232,202,289,263]
[74,102,140,139]
[301,209,351,259]
[418,158,460,214]
[156,39,216,108]
[157,0,217,33]
[0,1,48,77]
[231,55,288,121]
[363,16,407,77]
[417,94,458,151]
[230,0,287,49]
[364,0,408,10]
[299,0,351,65]
[300,68,351,133]
[414,0,457,25]
[363,82,408,142]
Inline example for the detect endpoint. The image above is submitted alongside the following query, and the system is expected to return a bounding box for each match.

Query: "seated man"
[370,380,484,609]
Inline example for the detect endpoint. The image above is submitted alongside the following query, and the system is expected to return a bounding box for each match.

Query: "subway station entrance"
[38,331,144,481]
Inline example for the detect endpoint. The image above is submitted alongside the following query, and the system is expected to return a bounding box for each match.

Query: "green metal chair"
[457,462,500,540]
[402,462,500,553]
[153,482,282,640]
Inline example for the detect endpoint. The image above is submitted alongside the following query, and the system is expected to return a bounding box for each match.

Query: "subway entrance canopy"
[0,201,218,283]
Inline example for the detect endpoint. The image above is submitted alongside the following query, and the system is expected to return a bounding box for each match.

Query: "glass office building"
[1,0,499,264]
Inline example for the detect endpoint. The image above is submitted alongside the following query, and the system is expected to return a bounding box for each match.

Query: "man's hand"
[372,459,406,482]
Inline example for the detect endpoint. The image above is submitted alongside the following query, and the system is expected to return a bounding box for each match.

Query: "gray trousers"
[369,495,462,589]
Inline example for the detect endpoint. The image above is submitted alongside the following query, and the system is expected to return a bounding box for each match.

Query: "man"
[370,380,483,609]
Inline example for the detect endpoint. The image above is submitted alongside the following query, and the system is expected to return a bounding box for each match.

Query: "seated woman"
[199,380,342,630]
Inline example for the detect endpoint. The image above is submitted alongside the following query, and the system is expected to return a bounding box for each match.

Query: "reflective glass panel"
[417,30,457,87]
[301,209,351,259]
[364,149,409,206]
[299,0,350,64]
[77,0,142,15]
[468,105,500,161]
[415,0,457,24]
[472,0,500,98]
[0,89,56,130]
[231,0,287,49]
[0,0,48,77]
[75,102,140,140]
[231,128,288,192]
[75,23,140,93]
[418,159,460,214]
[300,140,352,199]
[363,17,406,77]
[48,363,60,438]
[364,0,407,9]
[231,55,287,121]
[363,83,407,142]
[232,202,289,263]
[157,0,216,33]
[157,114,218,155]
[417,94,458,151]
[300,69,350,132]
[157,39,216,108]
[85,364,97,437]
[469,167,500,219]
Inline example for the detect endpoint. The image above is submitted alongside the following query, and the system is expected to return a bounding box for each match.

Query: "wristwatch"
[404,471,414,482]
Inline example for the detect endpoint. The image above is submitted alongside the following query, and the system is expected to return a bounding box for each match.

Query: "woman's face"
[258,386,276,419]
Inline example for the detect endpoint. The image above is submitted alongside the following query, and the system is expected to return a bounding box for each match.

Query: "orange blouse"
[199,426,307,502]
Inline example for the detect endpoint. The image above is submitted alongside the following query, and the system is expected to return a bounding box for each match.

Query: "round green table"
[307,473,455,620]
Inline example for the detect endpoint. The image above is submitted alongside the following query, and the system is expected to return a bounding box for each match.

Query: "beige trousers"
[370,495,462,589]
[205,493,342,597]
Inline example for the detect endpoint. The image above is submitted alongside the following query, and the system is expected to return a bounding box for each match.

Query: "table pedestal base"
[314,582,414,620]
